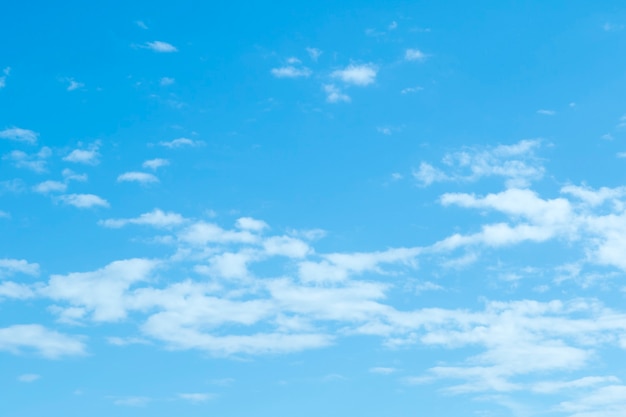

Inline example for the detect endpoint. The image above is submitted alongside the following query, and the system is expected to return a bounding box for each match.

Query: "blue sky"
[3,1,626,416]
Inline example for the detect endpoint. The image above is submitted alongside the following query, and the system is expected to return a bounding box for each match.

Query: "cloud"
[136,20,148,29]
[113,396,152,407]
[62,168,88,182]
[159,138,203,148]
[0,127,38,144]
[160,77,175,86]
[117,172,159,184]
[64,78,84,91]
[59,194,109,209]
[178,393,216,403]
[142,158,169,170]
[306,47,322,61]
[32,180,67,194]
[401,86,423,94]
[331,64,377,86]
[144,41,177,53]
[413,139,544,188]
[100,209,185,228]
[370,367,397,375]
[405,49,427,61]
[235,217,268,232]
[323,84,350,103]
[0,66,10,88]
[4,147,51,173]
[537,109,556,116]
[0,258,40,277]
[0,325,85,358]
[63,146,100,165]
[18,373,41,382]
[271,66,312,78]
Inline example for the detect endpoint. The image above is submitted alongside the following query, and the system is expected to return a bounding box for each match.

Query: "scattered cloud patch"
[178,393,215,403]
[405,49,427,61]
[64,78,84,91]
[370,367,397,375]
[331,64,377,86]
[63,144,100,165]
[0,325,85,358]
[271,66,312,78]
[142,158,169,170]
[33,180,67,194]
[537,109,556,116]
[144,41,177,53]
[0,258,40,277]
[117,172,159,184]
[100,209,185,228]
[160,77,175,86]
[401,86,423,94]
[136,20,148,29]
[4,147,51,173]
[0,66,10,88]
[59,194,109,209]
[159,138,203,148]
[18,374,41,383]
[0,127,38,144]
[113,396,152,407]
[62,169,88,182]
[306,47,322,61]
[323,84,350,103]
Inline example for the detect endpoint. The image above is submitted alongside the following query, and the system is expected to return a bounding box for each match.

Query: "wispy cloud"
[0,324,85,358]
[0,127,38,144]
[306,47,322,61]
[331,64,377,86]
[117,172,159,184]
[100,209,185,228]
[63,78,84,91]
[323,84,350,103]
[144,41,177,53]
[401,86,423,94]
[159,138,203,148]
[59,194,109,209]
[0,258,40,277]
[63,145,100,165]
[0,67,10,88]
[142,158,169,170]
[160,77,175,86]
[136,20,148,30]
[18,374,41,383]
[271,66,312,78]
[405,49,428,61]
[4,147,51,173]
[537,109,556,116]
[178,393,216,403]
[32,180,68,194]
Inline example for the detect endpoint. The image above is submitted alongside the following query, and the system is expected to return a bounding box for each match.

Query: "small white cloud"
[370,367,396,375]
[618,152,626,158]
[0,259,40,277]
[0,127,38,144]
[602,133,614,141]
[388,21,398,30]
[178,393,215,403]
[323,84,350,103]
[159,138,203,148]
[100,209,185,228]
[0,67,10,88]
[160,77,175,86]
[271,66,312,78]
[144,41,177,53]
[136,20,148,29]
[4,147,51,173]
[306,47,322,61]
[537,109,556,116]
[0,324,86,358]
[236,217,268,231]
[391,172,403,180]
[32,180,67,194]
[286,57,301,64]
[331,64,377,86]
[63,146,100,165]
[603,22,624,31]
[405,49,427,61]
[401,86,423,94]
[142,158,169,170]
[377,127,392,135]
[113,396,151,407]
[62,169,88,182]
[117,172,159,184]
[59,194,109,209]
[65,78,84,91]
[18,374,41,383]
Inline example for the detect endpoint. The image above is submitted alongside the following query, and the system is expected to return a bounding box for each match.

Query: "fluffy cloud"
[159,138,203,148]
[4,147,51,172]
[323,84,350,103]
[144,41,177,53]
[405,49,427,61]
[0,325,85,358]
[63,146,99,165]
[100,209,185,228]
[331,64,377,86]
[117,172,159,184]
[32,180,67,194]
[0,258,40,277]
[58,194,109,208]
[271,66,312,78]
[0,127,38,144]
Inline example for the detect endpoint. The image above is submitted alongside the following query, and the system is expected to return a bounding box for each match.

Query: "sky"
[3,1,626,416]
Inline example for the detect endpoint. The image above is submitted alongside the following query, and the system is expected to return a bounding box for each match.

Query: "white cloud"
[159,138,203,148]
[0,258,40,277]
[113,396,152,407]
[331,64,377,86]
[271,66,312,78]
[63,146,99,165]
[0,66,10,88]
[388,21,398,30]
[537,109,556,116]
[0,281,36,299]
[59,194,109,209]
[178,221,259,246]
[62,168,88,182]
[100,209,185,228]
[160,77,175,86]
[4,147,51,173]
[142,158,169,170]
[117,172,159,184]
[323,84,350,103]
[306,47,322,61]
[235,217,268,231]
[0,127,38,144]
[263,236,310,258]
[144,41,177,53]
[65,78,84,91]
[32,180,67,194]
[370,367,396,375]
[178,393,215,403]
[405,48,427,61]
[18,373,41,382]
[0,210,9,219]
[136,20,148,29]
[401,86,423,94]
[0,325,85,358]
